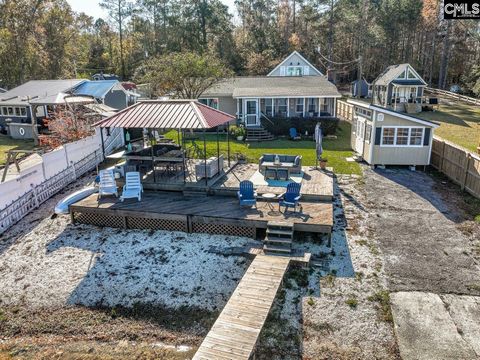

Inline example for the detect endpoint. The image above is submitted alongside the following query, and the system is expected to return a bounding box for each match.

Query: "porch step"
[246,126,274,142]
[266,228,293,237]
[264,236,292,245]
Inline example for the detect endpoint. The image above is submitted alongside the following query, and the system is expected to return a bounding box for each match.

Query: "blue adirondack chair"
[237,180,257,208]
[279,182,302,213]
[289,127,301,140]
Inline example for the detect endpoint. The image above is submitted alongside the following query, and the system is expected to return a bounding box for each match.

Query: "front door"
[244,99,259,127]
[355,118,365,154]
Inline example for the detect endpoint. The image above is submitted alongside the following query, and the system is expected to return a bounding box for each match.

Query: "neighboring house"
[71,80,138,110]
[348,98,438,167]
[372,63,427,113]
[200,52,340,128]
[351,78,371,98]
[0,79,85,136]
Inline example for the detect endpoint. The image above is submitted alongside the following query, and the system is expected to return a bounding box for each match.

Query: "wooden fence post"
[461,153,472,191]
[439,141,446,172]
[31,184,39,208]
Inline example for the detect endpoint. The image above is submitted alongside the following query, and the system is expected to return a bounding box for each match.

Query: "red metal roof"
[94,100,235,129]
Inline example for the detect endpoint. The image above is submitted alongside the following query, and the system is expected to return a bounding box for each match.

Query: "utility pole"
[357,55,362,99]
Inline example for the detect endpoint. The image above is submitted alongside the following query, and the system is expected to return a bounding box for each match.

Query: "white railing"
[425,87,480,106]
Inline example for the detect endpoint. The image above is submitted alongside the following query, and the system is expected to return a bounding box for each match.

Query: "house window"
[407,69,416,79]
[381,128,395,145]
[199,98,219,109]
[396,128,409,145]
[21,107,26,116]
[410,128,424,145]
[1,107,6,116]
[307,98,316,113]
[265,98,273,116]
[296,98,304,114]
[287,66,303,76]
[276,98,287,116]
[7,107,14,116]
[354,106,371,118]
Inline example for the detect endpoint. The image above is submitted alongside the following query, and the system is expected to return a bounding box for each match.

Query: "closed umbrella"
[315,123,323,167]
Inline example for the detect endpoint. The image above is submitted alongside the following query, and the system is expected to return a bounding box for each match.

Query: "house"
[348,98,438,167]
[372,63,427,113]
[70,80,138,110]
[351,78,371,98]
[199,52,340,128]
[0,79,86,136]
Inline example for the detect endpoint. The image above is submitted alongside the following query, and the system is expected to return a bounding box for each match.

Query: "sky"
[67,0,237,20]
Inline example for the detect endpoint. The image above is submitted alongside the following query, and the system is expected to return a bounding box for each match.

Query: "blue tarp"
[72,80,119,99]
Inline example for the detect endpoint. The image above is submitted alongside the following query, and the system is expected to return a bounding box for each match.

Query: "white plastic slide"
[54,186,98,214]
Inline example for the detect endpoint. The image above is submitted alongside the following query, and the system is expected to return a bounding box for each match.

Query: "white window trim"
[380,126,424,147]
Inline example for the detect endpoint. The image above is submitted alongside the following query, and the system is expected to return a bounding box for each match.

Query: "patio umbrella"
[315,123,323,165]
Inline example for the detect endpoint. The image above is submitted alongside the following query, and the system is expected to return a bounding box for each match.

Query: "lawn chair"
[98,169,118,199]
[289,128,301,140]
[279,182,302,213]
[120,171,143,202]
[237,180,257,208]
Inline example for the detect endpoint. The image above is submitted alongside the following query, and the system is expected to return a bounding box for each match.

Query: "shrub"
[345,297,358,309]
[229,125,246,138]
[263,116,339,137]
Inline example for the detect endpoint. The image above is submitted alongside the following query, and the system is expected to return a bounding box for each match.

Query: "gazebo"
[94,100,236,187]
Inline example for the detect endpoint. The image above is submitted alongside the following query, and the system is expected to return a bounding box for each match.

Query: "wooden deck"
[212,164,334,201]
[193,254,291,360]
[70,191,333,235]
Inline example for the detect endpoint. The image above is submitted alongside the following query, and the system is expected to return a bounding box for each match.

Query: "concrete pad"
[390,291,477,360]
[442,294,480,357]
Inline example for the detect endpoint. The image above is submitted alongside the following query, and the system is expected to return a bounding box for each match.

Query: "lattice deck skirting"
[192,222,256,238]
[72,210,256,238]
[128,216,188,232]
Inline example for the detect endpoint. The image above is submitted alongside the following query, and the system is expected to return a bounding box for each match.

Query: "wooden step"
[267,228,293,237]
[264,237,292,244]
[263,244,292,254]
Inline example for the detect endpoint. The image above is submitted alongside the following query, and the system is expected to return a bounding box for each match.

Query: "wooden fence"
[431,137,480,199]
[425,87,480,106]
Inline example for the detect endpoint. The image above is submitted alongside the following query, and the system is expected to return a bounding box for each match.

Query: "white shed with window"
[348,99,438,166]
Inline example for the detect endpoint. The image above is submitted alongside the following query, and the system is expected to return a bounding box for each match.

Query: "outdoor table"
[260,193,280,216]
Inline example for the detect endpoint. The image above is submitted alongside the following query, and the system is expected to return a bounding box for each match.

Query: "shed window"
[410,128,424,145]
[381,128,395,145]
[365,124,372,143]
[352,118,357,135]
[396,128,409,145]
[21,107,26,116]
[7,107,14,116]
[1,107,6,116]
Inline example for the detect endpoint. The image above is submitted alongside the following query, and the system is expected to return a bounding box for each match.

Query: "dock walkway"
[193,255,290,360]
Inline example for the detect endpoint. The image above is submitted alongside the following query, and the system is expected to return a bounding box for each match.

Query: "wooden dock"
[193,254,291,360]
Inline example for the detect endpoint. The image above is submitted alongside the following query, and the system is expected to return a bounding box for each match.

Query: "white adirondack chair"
[120,171,143,201]
[98,169,118,199]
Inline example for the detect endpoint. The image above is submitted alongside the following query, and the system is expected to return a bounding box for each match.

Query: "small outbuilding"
[351,78,371,98]
[348,99,438,167]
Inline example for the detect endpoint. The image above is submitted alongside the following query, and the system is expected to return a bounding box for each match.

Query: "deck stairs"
[263,221,293,254]
[246,126,274,142]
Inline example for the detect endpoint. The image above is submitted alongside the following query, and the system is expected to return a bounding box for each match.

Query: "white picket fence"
[0,127,124,235]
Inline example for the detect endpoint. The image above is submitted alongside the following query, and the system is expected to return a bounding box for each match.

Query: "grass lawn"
[416,100,480,152]
[166,121,361,175]
[0,135,36,166]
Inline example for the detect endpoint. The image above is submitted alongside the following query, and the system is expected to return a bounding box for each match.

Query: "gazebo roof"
[94,100,235,129]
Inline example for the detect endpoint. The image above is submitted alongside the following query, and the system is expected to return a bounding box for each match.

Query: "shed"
[347,99,438,167]
[351,79,371,98]
[71,80,138,110]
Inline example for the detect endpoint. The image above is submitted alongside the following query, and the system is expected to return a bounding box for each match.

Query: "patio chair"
[279,182,302,213]
[98,169,118,199]
[289,128,301,140]
[237,180,257,208]
[120,171,143,202]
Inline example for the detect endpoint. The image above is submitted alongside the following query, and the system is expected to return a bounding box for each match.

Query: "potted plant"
[232,125,246,141]
[319,158,328,170]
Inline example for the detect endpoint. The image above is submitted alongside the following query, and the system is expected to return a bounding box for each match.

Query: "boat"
[54,186,98,214]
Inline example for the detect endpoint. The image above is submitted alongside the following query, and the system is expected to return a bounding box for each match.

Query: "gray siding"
[105,90,128,110]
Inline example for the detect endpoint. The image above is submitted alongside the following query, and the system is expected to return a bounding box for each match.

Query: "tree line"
[0,0,479,95]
